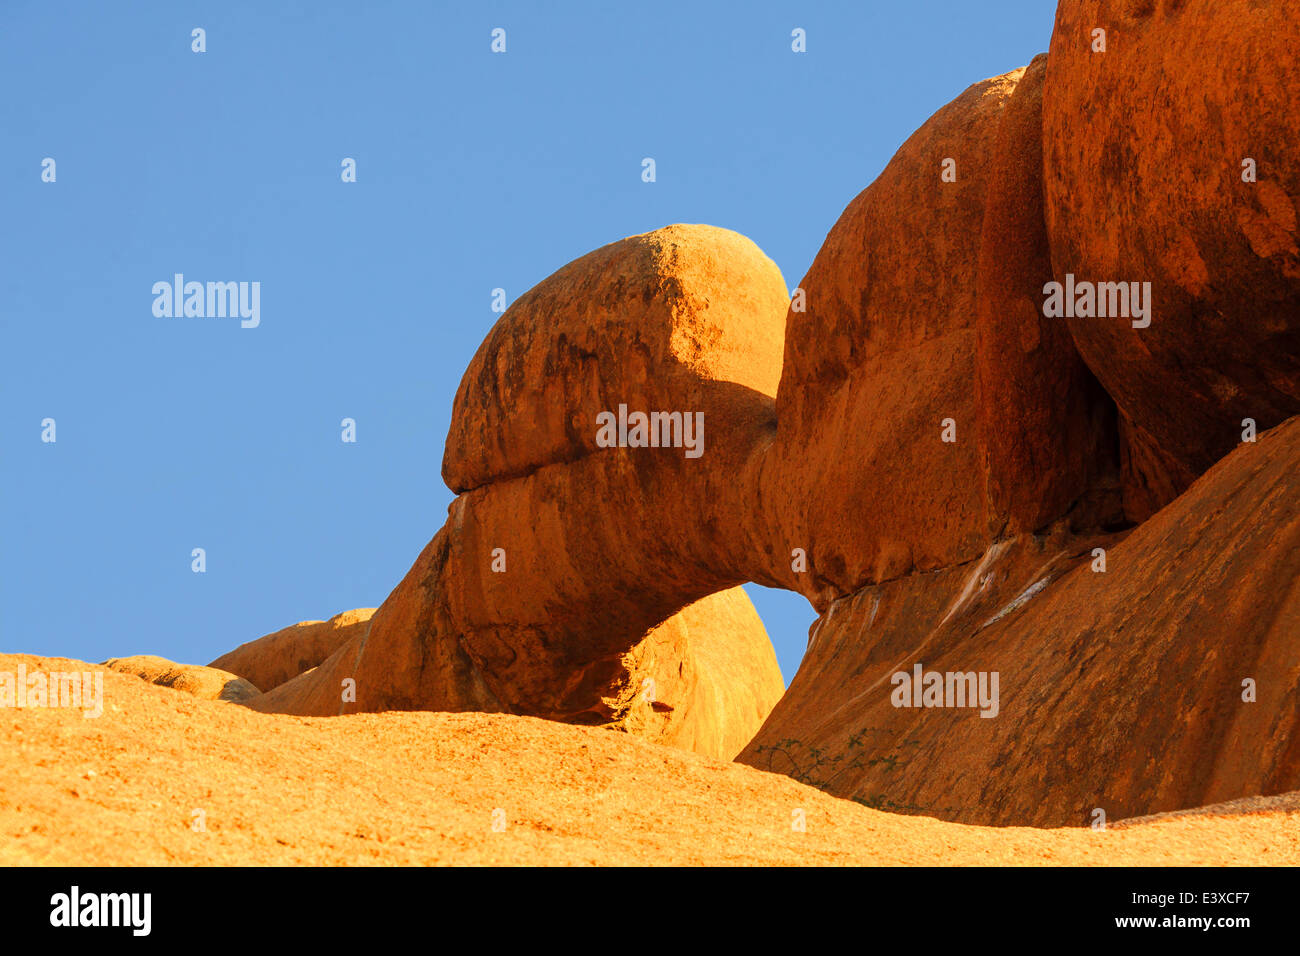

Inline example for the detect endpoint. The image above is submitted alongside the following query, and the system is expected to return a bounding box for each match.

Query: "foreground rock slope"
[3,658,1296,866]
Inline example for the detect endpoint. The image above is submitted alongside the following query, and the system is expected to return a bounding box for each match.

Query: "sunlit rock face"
[229,4,1300,822]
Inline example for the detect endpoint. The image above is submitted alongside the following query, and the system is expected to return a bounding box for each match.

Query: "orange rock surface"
[209,608,375,693]
[743,417,1300,826]
[56,4,1300,850]
[241,225,791,764]
[762,69,1020,603]
[236,89,1299,820]
[101,656,260,703]
[1043,0,1300,519]
[3,658,1295,866]
[974,54,1121,536]
[443,224,786,493]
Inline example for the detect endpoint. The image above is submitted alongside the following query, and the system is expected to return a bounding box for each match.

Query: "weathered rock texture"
[634,588,786,761]
[9,656,1297,866]
[221,5,1299,828]
[209,608,375,693]
[766,66,1046,603]
[754,58,1126,617]
[443,224,786,494]
[974,55,1122,537]
[241,225,792,763]
[1044,0,1300,520]
[744,418,1300,826]
[249,587,784,762]
[102,656,260,703]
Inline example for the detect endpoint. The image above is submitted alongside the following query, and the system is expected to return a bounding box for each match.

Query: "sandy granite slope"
[1,656,1295,866]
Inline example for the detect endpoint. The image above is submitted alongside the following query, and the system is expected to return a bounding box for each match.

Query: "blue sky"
[1,1,1054,682]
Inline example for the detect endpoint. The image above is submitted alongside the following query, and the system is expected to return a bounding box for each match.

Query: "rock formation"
[102,656,261,703]
[242,225,791,763]
[210,608,375,693]
[208,2,1298,827]
[744,418,1300,826]
[245,583,785,762]
[1043,0,1300,520]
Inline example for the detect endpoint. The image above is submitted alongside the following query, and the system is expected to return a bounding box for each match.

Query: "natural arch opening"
[740,583,818,687]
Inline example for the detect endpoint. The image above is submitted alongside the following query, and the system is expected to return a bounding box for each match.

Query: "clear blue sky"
[1,1,1054,683]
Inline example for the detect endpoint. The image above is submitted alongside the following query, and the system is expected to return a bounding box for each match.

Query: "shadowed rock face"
[1043,0,1300,520]
[974,55,1123,538]
[219,6,1299,823]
